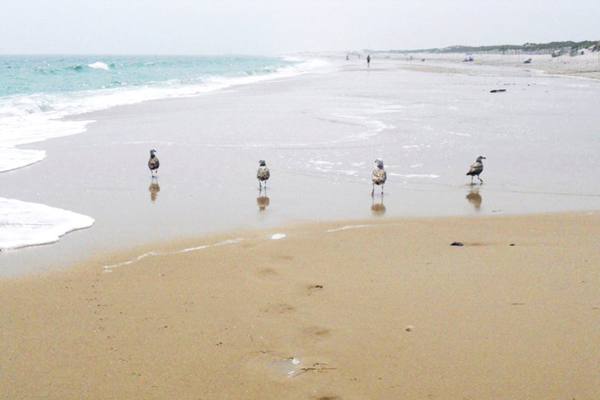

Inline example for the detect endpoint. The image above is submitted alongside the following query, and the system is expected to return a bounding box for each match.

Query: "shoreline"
[367,51,600,80]
[2,211,599,399]
[91,209,598,275]
[4,207,599,277]
[2,54,599,277]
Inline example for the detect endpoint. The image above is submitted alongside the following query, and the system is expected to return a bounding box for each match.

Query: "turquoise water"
[0,55,321,174]
[0,54,332,251]
[0,55,295,96]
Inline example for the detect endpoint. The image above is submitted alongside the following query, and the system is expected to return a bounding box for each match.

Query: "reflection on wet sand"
[149,177,160,202]
[371,195,386,215]
[466,188,482,211]
[257,189,270,211]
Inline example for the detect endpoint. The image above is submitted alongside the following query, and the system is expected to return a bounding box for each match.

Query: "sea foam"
[0,198,94,251]
[87,61,110,71]
[102,238,245,271]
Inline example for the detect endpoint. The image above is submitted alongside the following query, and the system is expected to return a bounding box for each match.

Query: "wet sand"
[2,56,599,276]
[1,212,599,399]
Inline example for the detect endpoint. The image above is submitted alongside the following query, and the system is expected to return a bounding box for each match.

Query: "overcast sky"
[1,0,598,55]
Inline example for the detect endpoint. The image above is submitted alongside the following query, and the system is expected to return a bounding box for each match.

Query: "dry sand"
[1,212,599,399]
[382,51,600,80]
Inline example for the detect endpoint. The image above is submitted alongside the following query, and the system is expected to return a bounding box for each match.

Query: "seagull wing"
[257,166,270,180]
[148,157,160,170]
[466,161,482,176]
[372,168,386,184]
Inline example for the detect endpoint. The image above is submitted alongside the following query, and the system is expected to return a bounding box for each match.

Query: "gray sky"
[1,0,598,55]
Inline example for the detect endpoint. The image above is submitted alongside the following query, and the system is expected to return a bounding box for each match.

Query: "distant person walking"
[367,55,371,66]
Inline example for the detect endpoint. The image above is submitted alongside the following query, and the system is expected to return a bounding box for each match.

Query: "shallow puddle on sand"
[269,357,301,378]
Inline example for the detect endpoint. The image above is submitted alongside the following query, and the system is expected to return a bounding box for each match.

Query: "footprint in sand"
[302,326,331,339]
[271,253,295,262]
[261,303,295,314]
[307,284,324,296]
[255,267,281,278]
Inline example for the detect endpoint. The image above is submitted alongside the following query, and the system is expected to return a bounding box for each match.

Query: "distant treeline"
[378,40,600,54]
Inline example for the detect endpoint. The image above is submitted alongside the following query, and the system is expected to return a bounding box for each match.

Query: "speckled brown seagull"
[257,160,270,189]
[466,156,485,184]
[372,158,387,196]
[148,149,159,176]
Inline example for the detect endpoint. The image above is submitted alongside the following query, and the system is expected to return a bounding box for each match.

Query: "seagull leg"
[371,183,375,197]
[381,184,384,195]
[470,176,474,185]
[479,176,484,185]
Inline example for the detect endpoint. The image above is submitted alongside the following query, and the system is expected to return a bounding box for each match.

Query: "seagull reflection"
[149,177,160,202]
[466,188,482,211]
[257,188,270,211]
[371,195,386,215]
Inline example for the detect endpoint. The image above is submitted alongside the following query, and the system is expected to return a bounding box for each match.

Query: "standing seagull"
[148,149,159,176]
[257,160,270,189]
[372,158,387,196]
[466,156,486,185]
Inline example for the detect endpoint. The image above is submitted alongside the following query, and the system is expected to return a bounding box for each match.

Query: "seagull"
[148,149,159,176]
[372,158,387,196]
[466,156,486,184]
[257,160,270,189]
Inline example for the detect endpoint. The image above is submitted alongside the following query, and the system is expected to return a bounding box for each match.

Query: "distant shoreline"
[375,51,600,80]
[371,39,600,55]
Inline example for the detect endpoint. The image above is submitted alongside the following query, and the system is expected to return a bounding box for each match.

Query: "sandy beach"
[1,53,599,399]
[1,212,599,399]
[390,51,600,80]
[2,0,600,398]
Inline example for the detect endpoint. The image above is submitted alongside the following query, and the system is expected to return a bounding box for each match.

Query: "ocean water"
[1,55,295,97]
[0,55,332,250]
[0,55,329,173]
